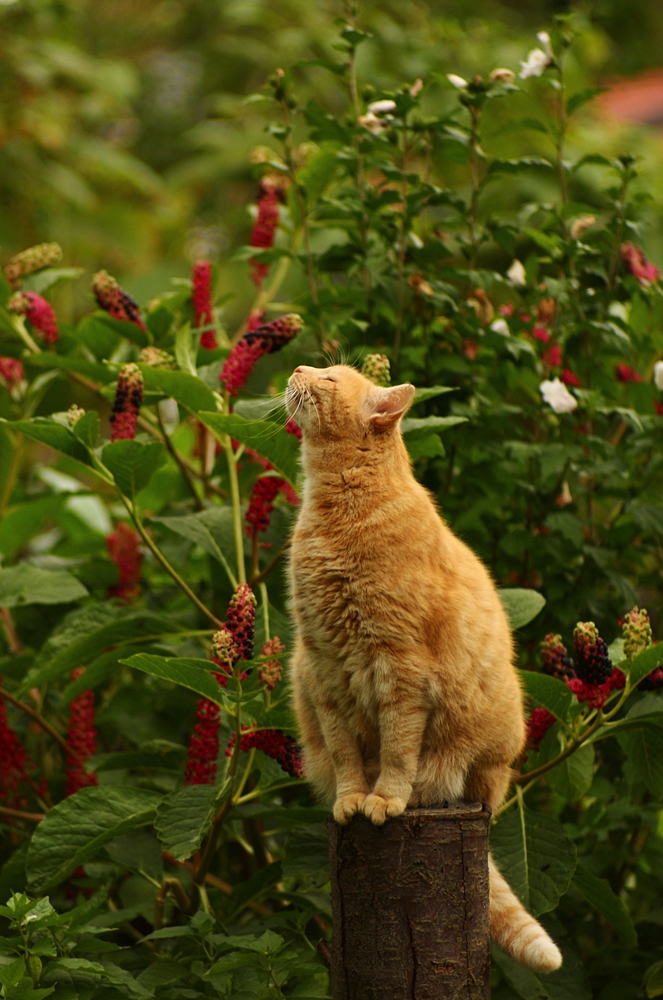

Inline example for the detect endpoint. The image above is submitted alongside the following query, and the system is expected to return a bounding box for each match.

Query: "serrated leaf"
[499,589,546,629]
[405,432,445,460]
[27,787,163,890]
[175,322,197,375]
[490,801,576,916]
[138,365,217,414]
[199,412,300,486]
[122,653,227,705]
[572,861,636,947]
[629,644,663,687]
[102,439,167,498]
[24,352,113,385]
[0,565,88,608]
[156,781,230,860]
[519,671,574,723]
[21,267,84,295]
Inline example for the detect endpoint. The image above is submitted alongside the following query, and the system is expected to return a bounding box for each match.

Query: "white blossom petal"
[490,318,510,337]
[519,48,551,79]
[654,360,663,391]
[536,31,553,56]
[540,378,578,414]
[507,259,527,287]
[367,99,397,115]
[447,74,468,89]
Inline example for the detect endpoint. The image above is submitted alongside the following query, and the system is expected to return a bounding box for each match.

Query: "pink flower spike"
[532,325,550,344]
[65,668,98,797]
[192,260,217,349]
[0,357,24,388]
[561,368,580,387]
[621,242,659,286]
[8,292,59,343]
[92,270,147,331]
[615,363,642,383]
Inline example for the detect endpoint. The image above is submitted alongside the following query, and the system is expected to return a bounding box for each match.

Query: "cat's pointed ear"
[368,384,415,427]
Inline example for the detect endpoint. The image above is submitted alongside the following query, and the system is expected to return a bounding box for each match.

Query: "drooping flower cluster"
[185,585,257,785]
[249,176,287,287]
[106,521,143,602]
[0,679,32,808]
[245,475,283,540]
[0,357,24,390]
[361,353,391,387]
[4,242,62,289]
[621,242,659,286]
[64,668,98,797]
[525,707,555,753]
[110,363,144,441]
[539,623,625,710]
[192,260,217,349]
[259,636,285,690]
[92,270,147,331]
[8,292,59,343]
[540,633,575,681]
[226,727,303,777]
[220,313,303,395]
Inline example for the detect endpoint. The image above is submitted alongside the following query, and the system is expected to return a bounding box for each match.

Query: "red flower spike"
[561,368,580,387]
[542,344,562,368]
[621,242,659,286]
[567,669,625,709]
[0,676,33,809]
[654,401,663,416]
[220,313,303,395]
[245,476,283,540]
[107,521,142,601]
[249,176,287,287]
[192,261,217,349]
[285,417,302,440]
[532,325,551,345]
[185,697,221,785]
[0,357,24,389]
[525,707,555,753]
[226,583,257,662]
[259,636,285,690]
[110,363,144,441]
[92,270,147,331]
[615,364,642,383]
[247,308,266,332]
[8,292,59,343]
[65,668,98,797]
[226,727,303,777]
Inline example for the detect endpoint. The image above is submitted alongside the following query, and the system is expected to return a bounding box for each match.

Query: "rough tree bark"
[327,802,490,1000]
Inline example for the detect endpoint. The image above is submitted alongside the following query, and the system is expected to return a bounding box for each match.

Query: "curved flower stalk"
[92,270,147,331]
[8,292,59,344]
[3,242,62,289]
[64,669,98,797]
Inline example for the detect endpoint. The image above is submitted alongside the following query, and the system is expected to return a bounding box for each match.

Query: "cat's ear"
[367,384,415,427]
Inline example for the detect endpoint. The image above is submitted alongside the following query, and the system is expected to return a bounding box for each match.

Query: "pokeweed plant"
[0,12,663,1000]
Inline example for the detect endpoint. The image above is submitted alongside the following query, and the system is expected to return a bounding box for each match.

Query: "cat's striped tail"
[489,856,562,973]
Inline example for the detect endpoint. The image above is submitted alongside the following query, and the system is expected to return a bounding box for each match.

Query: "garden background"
[3,0,663,998]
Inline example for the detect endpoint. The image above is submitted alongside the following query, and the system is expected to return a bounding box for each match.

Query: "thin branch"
[156,406,204,510]
[0,805,46,823]
[250,539,290,587]
[0,608,22,654]
[0,684,70,757]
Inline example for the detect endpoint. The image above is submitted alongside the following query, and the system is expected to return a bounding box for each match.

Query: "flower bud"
[8,291,59,343]
[139,346,175,368]
[489,68,515,84]
[507,259,527,287]
[541,633,575,680]
[259,636,285,690]
[622,607,653,659]
[4,242,62,289]
[361,353,391,387]
[67,405,85,427]
[447,74,468,89]
[570,216,596,240]
[367,99,397,115]
[110,363,143,441]
[92,270,147,331]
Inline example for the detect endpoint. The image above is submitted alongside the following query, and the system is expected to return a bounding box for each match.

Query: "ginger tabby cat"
[286,363,562,974]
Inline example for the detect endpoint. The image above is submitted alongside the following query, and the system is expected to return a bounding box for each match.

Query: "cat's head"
[286,364,414,443]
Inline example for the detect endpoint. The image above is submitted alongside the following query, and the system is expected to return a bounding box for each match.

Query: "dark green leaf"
[492,938,591,1000]
[629,644,663,687]
[519,671,574,723]
[199,412,300,486]
[21,268,83,295]
[24,352,113,385]
[0,495,66,558]
[547,743,594,800]
[0,565,88,608]
[400,415,467,435]
[138,365,217,413]
[1,418,95,468]
[102,440,167,498]
[150,507,236,586]
[122,653,227,705]
[412,386,455,403]
[572,862,637,947]
[71,411,100,448]
[155,781,230,860]
[617,724,663,797]
[499,589,546,629]
[566,88,608,116]
[283,825,330,887]
[645,960,663,998]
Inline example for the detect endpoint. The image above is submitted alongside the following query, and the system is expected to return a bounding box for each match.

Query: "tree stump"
[327,802,490,1000]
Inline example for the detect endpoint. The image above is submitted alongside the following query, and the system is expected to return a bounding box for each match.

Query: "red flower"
[561,368,580,387]
[542,344,562,367]
[655,401,663,416]
[0,678,33,808]
[107,521,142,601]
[92,270,147,331]
[259,636,285,690]
[65,668,98,797]
[8,292,59,343]
[249,177,286,287]
[220,313,303,395]
[615,364,642,383]
[226,727,303,777]
[621,242,659,286]
[285,417,302,440]
[247,308,266,332]
[532,325,551,344]
[498,303,514,317]
[226,583,257,662]
[185,696,221,785]
[540,634,575,681]
[246,476,283,540]
[110,363,143,441]
[567,669,625,709]
[0,357,24,389]
[192,261,217,350]
[525,707,555,753]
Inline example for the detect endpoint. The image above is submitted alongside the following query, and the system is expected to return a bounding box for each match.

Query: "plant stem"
[250,538,290,586]
[394,123,410,369]
[0,684,70,757]
[221,416,246,585]
[156,406,204,510]
[0,608,22,654]
[120,495,223,628]
[0,805,46,823]
[468,104,482,265]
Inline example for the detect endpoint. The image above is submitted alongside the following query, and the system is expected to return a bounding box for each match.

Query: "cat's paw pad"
[333,793,366,824]
[363,793,407,825]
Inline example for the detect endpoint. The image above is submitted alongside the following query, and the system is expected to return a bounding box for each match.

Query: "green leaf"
[566,87,608,116]
[405,432,445,460]
[490,800,576,916]
[1,418,94,468]
[155,781,230,860]
[547,742,594,800]
[21,267,84,295]
[0,565,88,608]
[487,157,552,174]
[199,412,300,486]
[71,411,100,448]
[27,787,163,890]
[412,385,455,403]
[105,830,163,883]
[283,825,330,887]
[299,148,339,207]
[645,959,663,998]
[102,439,167,498]
[0,957,25,991]
[492,939,591,1000]
[175,322,197,375]
[572,861,637,947]
[24,352,113,385]
[0,495,66,559]
[94,741,187,773]
[122,653,227,705]
[401,415,466,435]
[629,644,663,687]
[519,671,574,723]
[138,365,217,414]
[150,507,237,587]
[617,724,663,796]
[499,589,546,629]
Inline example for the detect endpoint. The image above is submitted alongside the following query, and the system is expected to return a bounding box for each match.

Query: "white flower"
[489,68,516,85]
[519,48,551,79]
[367,99,397,116]
[447,74,468,89]
[540,378,578,414]
[654,360,663,391]
[490,318,510,337]
[537,31,553,56]
[507,259,527,287]
[570,215,596,240]
[358,112,385,134]
[409,78,424,97]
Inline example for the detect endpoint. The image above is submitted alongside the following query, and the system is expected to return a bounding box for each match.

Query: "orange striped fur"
[286,364,562,974]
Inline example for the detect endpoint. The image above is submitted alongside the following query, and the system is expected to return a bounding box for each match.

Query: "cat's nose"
[294,366,304,373]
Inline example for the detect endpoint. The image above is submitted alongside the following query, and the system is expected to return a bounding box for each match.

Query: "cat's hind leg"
[292,681,335,804]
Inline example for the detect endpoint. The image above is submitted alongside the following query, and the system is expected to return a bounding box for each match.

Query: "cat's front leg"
[314,697,369,823]
[363,691,428,826]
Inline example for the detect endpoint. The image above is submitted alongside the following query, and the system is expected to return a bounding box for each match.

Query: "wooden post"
[327,802,491,1000]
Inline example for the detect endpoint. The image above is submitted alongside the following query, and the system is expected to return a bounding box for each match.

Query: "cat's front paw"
[333,792,366,824]
[363,793,407,825]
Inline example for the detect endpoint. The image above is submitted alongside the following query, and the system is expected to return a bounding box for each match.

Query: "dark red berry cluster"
[525,707,555,753]
[219,313,303,396]
[110,363,144,441]
[106,522,142,601]
[192,260,217,349]
[65,668,98,797]
[92,270,146,331]
[185,698,221,785]
[226,727,303,778]
[226,583,257,662]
